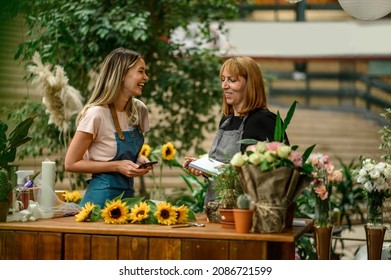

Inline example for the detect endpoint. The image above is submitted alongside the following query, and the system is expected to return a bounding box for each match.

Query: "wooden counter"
[0,214,312,260]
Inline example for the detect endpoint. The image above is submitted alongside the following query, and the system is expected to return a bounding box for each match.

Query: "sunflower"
[129,201,151,223]
[175,205,189,224]
[140,144,152,158]
[155,201,177,225]
[63,190,83,203]
[101,199,129,224]
[75,202,96,222]
[161,142,177,161]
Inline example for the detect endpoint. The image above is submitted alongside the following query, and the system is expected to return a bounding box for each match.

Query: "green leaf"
[8,117,34,145]
[187,210,196,221]
[89,205,103,222]
[274,111,283,142]
[302,144,316,163]
[274,101,298,143]
[237,138,258,146]
[123,196,144,208]
[283,100,298,131]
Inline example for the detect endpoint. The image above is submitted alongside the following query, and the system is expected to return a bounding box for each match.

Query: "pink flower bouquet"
[230,140,314,233]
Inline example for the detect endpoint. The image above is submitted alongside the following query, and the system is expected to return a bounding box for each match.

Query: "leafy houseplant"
[0,117,34,221]
[0,117,34,169]
[0,117,34,183]
[210,164,243,227]
[0,169,12,221]
[212,164,243,209]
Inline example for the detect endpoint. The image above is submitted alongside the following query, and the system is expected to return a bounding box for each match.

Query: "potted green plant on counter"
[211,164,243,228]
[0,168,12,222]
[233,193,254,233]
[0,117,34,221]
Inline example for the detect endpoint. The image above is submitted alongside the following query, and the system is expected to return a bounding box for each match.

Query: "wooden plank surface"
[64,234,91,260]
[37,232,62,260]
[118,236,148,260]
[229,240,267,260]
[149,238,181,260]
[14,231,38,260]
[181,239,229,260]
[0,215,312,243]
[91,235,118,260]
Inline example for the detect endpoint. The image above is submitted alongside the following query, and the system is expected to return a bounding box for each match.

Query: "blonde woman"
[65,48,152,207]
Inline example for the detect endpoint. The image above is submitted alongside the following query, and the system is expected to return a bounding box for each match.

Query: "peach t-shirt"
[77,100,149,161]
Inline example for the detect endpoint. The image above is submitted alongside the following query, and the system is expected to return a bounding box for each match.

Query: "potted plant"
[211,164,243,228]
[0,168,12,222]
[233,193,254,233]
[0,117,34,221]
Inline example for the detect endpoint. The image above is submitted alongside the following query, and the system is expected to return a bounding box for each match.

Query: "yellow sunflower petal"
[129,201,150,223]
[75,202,95,222]
[161,142,177,161]
[155,201,177,225]
[140,144,152,158]
[102,200,129,224]
[175,205,189,224]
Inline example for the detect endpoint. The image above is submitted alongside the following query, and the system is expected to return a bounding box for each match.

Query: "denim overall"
[80,108,143,208]
[205,115,248,205]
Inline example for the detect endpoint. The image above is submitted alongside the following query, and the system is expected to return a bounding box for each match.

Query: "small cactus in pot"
[233,193,254,233]
[236,193,251,210]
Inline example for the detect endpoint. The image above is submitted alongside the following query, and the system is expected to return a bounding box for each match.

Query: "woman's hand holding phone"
[138,161,158,169]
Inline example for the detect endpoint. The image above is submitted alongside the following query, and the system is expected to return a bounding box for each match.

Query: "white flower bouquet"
[355,158,391,227]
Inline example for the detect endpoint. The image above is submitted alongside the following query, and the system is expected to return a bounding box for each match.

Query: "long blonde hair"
[76,48,142,125]
[220,56,267,116]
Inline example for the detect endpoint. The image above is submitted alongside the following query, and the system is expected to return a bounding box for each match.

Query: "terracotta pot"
[218,208,235,229]
[233,209,254,233]
[0,200,10,222]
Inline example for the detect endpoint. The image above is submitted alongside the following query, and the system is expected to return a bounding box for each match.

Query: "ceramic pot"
[233,209,254,233]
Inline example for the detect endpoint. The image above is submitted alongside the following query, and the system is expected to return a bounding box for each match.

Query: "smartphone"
[138,161,158,169]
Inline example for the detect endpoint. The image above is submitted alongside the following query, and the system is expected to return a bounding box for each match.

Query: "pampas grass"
[28,52,84,190]
[28,52,83,133]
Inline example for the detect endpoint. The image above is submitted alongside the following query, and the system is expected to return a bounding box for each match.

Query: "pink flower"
[315,184,328,200]
[245,145,257,152]
[329,170,343,183]
[266,141,283,152]
[289,150,302,168]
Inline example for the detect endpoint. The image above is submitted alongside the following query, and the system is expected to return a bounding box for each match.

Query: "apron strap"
[109,103,125,141]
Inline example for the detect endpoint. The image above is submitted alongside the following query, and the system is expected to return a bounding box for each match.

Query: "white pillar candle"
[42,159,56,190]
[39,160,56,216]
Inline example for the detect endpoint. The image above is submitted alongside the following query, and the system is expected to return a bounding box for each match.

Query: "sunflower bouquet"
[62,190,83,204]
[75,193,196,225]
[139,141,181,200]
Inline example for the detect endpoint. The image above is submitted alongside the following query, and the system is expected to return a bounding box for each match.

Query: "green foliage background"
[2,0,239,158]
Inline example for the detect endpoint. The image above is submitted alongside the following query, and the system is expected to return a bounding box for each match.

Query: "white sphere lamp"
[338,0,391,20]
